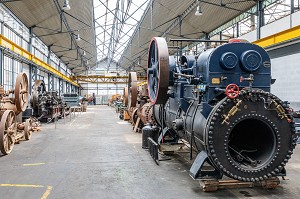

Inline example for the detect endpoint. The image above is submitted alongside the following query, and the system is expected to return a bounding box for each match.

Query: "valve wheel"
[127,72,137,108]
[0,110,16,155]
[225,84,240,99]
[15,73,29,112]
[147,37,170,105]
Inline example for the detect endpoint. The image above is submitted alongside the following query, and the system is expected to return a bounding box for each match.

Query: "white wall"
[238,11,300,109]
[271,53,300,109]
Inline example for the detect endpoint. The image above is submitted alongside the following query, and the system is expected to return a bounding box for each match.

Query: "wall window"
[3,56,22,90]
[3,56,13,90]
[0,4,77,93]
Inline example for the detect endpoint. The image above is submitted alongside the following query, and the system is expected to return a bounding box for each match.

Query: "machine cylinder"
[142,123,158,149]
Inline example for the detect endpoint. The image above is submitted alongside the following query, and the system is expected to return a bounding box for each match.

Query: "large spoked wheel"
[24,119,32,140]
[15,73,29,112]
[131,108,139,126]
[147,37,170,105]
[0,110,16,155]
[31,80,46,110]
[123,87,129,106]
[127,72,137,108]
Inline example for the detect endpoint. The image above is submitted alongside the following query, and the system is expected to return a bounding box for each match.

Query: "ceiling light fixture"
[195,5,202,16]
[75,33,80,41]
[195,0,203,16]
[62,0,71,11]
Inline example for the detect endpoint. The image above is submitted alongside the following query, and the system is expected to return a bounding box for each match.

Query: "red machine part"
[225,84,240,99]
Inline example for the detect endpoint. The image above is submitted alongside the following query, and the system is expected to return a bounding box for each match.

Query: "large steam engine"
[147,37,296,182]
[31,80,70,122]
[0,73,36,155]
[124,72,155,130]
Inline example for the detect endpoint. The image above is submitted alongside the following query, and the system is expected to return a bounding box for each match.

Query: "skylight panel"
[93,0,150,68]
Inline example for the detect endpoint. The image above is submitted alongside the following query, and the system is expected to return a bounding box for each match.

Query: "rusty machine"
[30,80,70,122]
[109,94,123,113]
[146,37,296,184]
[108,94,122,107]
[123,72,155,131]
[119,87,130,120]
[0,73,36,155]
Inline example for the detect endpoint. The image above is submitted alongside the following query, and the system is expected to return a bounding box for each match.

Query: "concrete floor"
[0,105,300,199]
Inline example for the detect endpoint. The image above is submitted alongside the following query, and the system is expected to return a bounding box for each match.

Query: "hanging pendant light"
[62,0,71,11]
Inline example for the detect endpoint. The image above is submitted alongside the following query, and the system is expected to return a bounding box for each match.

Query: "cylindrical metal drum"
[184,89,296,181]
[142,123,158,149]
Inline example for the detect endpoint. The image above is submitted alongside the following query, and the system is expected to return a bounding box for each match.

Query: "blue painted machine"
[147,37,296,182]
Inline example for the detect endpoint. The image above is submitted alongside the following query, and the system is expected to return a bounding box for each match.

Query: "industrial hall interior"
[1,0,300,198]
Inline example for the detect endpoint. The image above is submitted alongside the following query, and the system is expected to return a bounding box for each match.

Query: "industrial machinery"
[0,73,35,155]
[119,87,130,120]
[136,83,155,126]
[62,93,80,107]
[108,94,122,113]
[125,72,155,130]
[127,72,138,121]
[147,37,296,182]
[31,80,70,122]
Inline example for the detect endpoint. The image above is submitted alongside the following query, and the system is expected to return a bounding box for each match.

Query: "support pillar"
[291,0,295,14]
[236,22,239,38]
[66,82,70,93]
[205,33,210,49]
[30,64,37,92]
[59,78,63,95]
[48,73,54,91]
[257,0,264,40]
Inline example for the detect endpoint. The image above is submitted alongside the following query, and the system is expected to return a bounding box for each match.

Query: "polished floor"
[0,105,300,199]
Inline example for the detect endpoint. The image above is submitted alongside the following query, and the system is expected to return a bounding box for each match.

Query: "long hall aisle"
[1,105,299,199]
[0,106,203,199]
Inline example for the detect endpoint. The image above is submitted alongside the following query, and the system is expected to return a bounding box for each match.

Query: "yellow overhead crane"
[71,75,147,84]
[253,24,300,48]
[0,34,79,87]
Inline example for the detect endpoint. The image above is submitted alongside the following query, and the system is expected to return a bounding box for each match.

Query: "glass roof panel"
[93,0,149,68]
